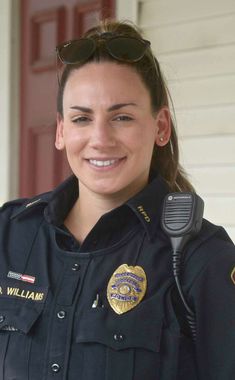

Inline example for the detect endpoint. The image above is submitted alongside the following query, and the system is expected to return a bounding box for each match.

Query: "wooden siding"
[138,0,235,242]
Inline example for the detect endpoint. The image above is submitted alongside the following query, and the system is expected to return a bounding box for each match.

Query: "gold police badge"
[107,264,147,314]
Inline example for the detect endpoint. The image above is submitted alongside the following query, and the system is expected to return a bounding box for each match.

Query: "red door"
[20,0,115,197]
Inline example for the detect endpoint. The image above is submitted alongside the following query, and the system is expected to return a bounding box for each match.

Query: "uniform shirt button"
[0,316,5,323]
[57,310,66,319]
[113,333,125,342]
[72,263,80,271]
[51,363,60,373]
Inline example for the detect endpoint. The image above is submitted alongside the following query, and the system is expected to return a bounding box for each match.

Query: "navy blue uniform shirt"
[0,174,234,380]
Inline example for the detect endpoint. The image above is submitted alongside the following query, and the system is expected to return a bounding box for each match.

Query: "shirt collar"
[44,176,78,225]
[11,174,169,240]
[126,175,169,239]
[10,176,78,221]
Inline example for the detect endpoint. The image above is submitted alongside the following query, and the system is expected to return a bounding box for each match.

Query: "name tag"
[0,281,48,303]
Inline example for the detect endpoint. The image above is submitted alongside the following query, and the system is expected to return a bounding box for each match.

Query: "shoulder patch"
[231,267,235,285]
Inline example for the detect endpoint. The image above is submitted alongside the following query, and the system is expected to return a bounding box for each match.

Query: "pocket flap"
[76,295,163,352]
[0,280,48,333]
[0,304,44,334]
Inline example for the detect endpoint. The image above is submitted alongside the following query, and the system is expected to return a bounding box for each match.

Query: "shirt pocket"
[74,295,164,380]
[0,301,44,380]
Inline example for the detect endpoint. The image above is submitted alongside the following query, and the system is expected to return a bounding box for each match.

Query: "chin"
[87,181,129,197]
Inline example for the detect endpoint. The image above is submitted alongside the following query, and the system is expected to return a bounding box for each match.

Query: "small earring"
[56,141,63,150]
[160,137,164,142]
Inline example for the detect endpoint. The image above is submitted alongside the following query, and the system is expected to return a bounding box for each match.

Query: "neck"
[64,186,126,243]
[64,178,149,243]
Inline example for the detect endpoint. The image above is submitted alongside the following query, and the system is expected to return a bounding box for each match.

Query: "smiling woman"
[56,62,170,210]
[0,19,235,380]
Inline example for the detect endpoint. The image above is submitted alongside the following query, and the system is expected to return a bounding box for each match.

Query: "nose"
[89,119,116,149]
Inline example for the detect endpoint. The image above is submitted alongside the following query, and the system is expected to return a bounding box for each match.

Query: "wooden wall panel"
[138,0,235,241]
[188,167,235,195]
[169,76,235,110]
[203,197,235,225]
[30,7,66,71]
[139,0,235,26]
[145,14,235,54]
[160,45,235,81]
[226,227,235,239]
[180,136,235,166]
[176,106,235,137]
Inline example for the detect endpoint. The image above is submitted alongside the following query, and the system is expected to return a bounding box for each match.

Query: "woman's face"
[56,62,170,201]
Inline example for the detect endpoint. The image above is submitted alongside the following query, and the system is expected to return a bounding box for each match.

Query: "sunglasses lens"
[107,37,147,62]
[58,39,95,64]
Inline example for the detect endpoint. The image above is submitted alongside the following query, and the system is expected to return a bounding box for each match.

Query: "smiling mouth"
[88,158,124,168]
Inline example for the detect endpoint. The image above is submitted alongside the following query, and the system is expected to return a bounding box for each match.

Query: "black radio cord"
[172,248,197,342]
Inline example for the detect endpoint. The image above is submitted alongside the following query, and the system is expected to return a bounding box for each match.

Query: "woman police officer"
[0,20,235,380]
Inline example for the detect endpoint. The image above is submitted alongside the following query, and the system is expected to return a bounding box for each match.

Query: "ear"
[155,107,171,147]
[55,113,65,150]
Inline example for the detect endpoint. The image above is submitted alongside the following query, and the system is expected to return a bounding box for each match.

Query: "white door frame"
[0,0,20,203]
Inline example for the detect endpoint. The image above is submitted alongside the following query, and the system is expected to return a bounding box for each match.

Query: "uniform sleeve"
[189,241,235,380]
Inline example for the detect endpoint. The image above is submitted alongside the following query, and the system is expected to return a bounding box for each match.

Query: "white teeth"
[89,159,117,167]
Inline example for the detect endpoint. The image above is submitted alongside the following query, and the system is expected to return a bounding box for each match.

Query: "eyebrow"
[70,103,138,113]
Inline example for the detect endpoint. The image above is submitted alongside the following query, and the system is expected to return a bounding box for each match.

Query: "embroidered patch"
[0,281,48,303]
[137,205,151,222]
[7,271,35,284]
[231,267,235,285]
[107,264,147,314]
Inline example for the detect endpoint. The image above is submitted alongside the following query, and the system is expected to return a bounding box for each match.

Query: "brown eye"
[114,115,133,122]
[72,116,90,124]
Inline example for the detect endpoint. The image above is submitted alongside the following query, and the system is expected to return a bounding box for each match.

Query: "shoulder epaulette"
[0,191,52,220]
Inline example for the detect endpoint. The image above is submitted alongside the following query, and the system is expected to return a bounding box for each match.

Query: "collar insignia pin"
[25,199,41,208]
[107,264,147,314]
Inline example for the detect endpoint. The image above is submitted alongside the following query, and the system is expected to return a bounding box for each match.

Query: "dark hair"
[57,20,194,192]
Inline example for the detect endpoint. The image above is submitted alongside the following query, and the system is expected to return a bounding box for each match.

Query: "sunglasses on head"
[56,33,151,64]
